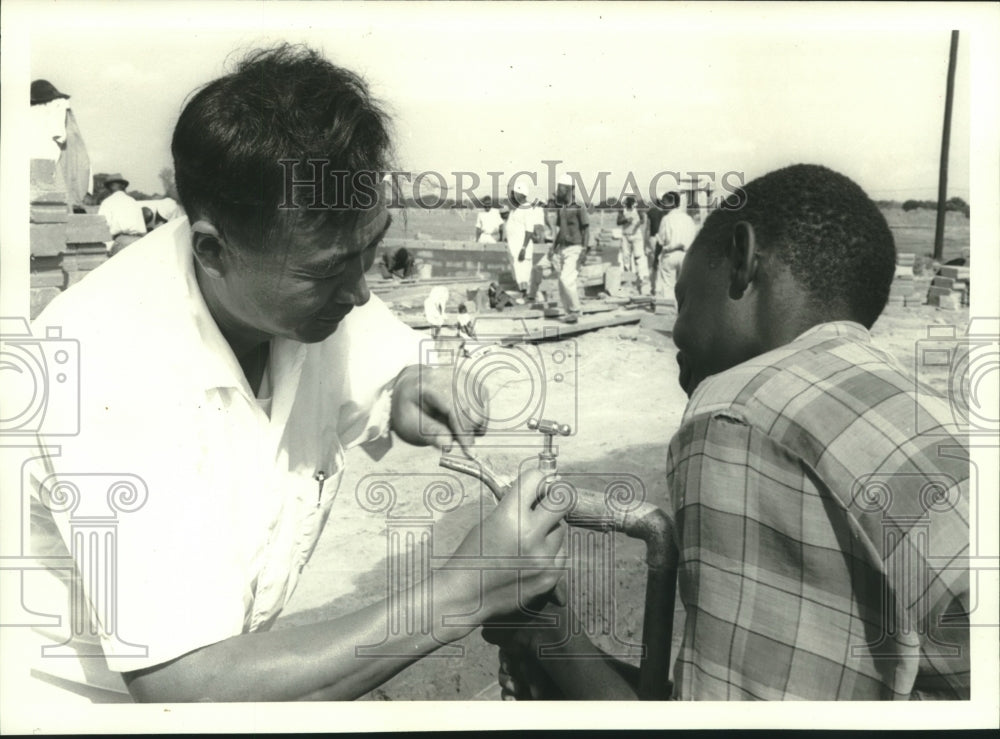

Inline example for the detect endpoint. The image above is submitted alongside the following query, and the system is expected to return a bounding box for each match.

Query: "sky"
[22,1,974,202]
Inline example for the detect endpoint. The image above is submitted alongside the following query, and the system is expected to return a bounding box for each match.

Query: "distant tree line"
[901,196,970,218]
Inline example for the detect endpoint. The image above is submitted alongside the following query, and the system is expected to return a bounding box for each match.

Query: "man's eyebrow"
[303,214,393,272]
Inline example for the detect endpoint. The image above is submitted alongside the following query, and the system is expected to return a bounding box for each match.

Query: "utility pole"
[933,30,959,262]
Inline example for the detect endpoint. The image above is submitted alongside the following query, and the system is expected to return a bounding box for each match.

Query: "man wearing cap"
[29,79,93,207]
[98,174,147,255]
[29,80,72,161]
[529,174,590,322]
[504,179,546,302]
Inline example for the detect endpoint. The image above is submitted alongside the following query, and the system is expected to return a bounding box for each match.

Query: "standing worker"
[617,195,649,295]
[528,173,590,323]
[504,179,545,303]
[654,191,698,300]
[98,173,147,256]
[476,195,504,243]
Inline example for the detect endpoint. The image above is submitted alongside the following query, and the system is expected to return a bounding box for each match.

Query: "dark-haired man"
[487,164,970,700]
[26,45,566,703]
[653,191,697,300]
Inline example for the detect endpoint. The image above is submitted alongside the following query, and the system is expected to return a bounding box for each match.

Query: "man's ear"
[190,220,226,278]
[725,220,759,300]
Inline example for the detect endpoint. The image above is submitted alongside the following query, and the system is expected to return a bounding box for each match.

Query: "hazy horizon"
[26,3,972,204]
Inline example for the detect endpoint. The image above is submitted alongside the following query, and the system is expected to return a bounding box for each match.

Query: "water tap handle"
[527,417,572,473]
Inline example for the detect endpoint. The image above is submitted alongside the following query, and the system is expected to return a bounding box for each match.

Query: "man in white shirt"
[475,197,504,243]
[503,179,545,301]
[25,44,566,703]
[654,191,699,300]
[29,79,72,162]
[97,174,147,255]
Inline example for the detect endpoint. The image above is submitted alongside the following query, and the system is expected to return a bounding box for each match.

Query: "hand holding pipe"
[439,417,677,700]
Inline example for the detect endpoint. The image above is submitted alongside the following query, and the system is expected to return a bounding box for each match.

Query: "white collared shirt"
[656,208,699,249]
[97,190,148,237]
[476,208,503,243]
[504,203,544,251]
[27,217,424,674]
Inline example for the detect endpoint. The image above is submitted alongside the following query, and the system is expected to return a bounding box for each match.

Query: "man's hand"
[439,467,568,625]
[577,247,590,268]
[390,364,488,456]
[518,247,526,263]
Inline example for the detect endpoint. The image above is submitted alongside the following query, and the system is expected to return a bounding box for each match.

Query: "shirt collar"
[791,320,871,346]
[166,218,307,398]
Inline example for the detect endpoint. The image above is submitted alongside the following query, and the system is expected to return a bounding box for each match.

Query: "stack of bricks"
[594,227,622,258]
[927,265,970,311]
[887,251,918,308]
[30,159,112,319]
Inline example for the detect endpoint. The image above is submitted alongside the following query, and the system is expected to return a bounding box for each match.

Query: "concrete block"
[30,189,68,205]
[30,159,58,187]
[66,214,112,243]
[30,223,67,257]
[904,295,924,307]
[65,270,95,288]
[895,252,916,265]
[62,253,109,272]
[938,266,970,280]
[932,276,955,289]
[30,269,67,289]
[886,295,905,307]
[938,294,961,311]
[927,286,953,297]
[889,282,915,297]
[30,287,61,320]
[30,204,71,224]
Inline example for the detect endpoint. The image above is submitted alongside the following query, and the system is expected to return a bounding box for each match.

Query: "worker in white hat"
[527,173,590,322]
[504,178,546,302]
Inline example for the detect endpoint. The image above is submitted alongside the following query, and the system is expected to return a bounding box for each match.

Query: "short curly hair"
[695,164,896,328]
[172,43,393,251]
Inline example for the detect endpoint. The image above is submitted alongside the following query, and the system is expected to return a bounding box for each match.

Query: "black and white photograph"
[1,0,998,733]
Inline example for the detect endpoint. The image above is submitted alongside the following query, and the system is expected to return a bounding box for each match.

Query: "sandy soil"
[273,268,968,700]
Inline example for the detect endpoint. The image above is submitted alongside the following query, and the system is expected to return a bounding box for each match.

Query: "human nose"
[334,253,371,307]
[335,273,370,307]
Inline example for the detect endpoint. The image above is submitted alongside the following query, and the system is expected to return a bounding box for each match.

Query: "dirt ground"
[274,267,968,699]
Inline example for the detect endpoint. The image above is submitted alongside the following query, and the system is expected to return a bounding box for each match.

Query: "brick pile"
[888,252,919,308]
[927,265,970,311]
[30,159,112,319]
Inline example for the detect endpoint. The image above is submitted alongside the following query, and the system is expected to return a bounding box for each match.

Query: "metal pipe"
[440,454,678,699]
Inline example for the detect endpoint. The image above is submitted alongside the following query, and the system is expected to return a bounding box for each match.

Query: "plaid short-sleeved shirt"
[667,321,969,700]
